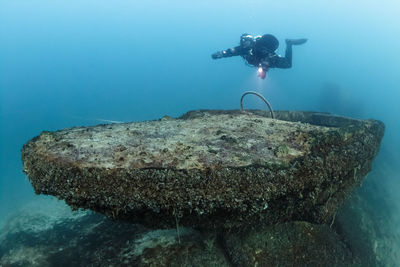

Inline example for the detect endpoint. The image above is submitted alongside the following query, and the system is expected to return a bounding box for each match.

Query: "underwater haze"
[1,0,400,262]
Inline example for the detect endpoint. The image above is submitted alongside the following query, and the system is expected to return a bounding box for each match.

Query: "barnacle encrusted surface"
[21,110,384,229]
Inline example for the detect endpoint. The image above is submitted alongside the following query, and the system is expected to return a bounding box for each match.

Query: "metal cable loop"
[240,91,275,119]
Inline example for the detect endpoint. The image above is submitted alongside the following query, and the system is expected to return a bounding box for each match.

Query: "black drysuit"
[212,34,293,71]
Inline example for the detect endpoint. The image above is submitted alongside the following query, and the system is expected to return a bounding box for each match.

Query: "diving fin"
[285,38,308,45]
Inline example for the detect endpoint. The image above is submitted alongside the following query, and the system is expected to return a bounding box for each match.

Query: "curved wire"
[240,91,275,119]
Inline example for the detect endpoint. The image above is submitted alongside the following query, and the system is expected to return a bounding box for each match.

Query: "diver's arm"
[211,46,244,59]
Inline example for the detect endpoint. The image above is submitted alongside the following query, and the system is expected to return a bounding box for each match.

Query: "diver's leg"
[286,39,308,45]
[282,39,307,68]
[277,41,294,68]
[285,42,293,67]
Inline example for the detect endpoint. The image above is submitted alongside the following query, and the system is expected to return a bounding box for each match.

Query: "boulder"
[334,162,400,267]
[21,110,384,229]
[224,221,359,266]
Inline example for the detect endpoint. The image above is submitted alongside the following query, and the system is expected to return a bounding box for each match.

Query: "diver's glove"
[285,38,308,45]
[211,51,224,59]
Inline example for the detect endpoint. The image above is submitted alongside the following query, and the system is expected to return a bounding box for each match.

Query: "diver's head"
[255,34,279,55]
[240,33,253,48]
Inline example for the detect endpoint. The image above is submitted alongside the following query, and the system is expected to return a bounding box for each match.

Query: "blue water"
[1,0,399,228]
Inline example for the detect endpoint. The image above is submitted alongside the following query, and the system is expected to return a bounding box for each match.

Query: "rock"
[132,230,229,267]
[0,199,362,267]
[0,199,229,266]
[334,161,400,267]
[21,110,384,229]
[223,221,359,266]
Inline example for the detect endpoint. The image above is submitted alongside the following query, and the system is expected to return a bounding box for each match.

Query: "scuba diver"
[211,34,307,79]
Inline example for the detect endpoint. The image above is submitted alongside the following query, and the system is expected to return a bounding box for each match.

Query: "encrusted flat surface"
[21,110,384,229]
[28,112,324,170]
